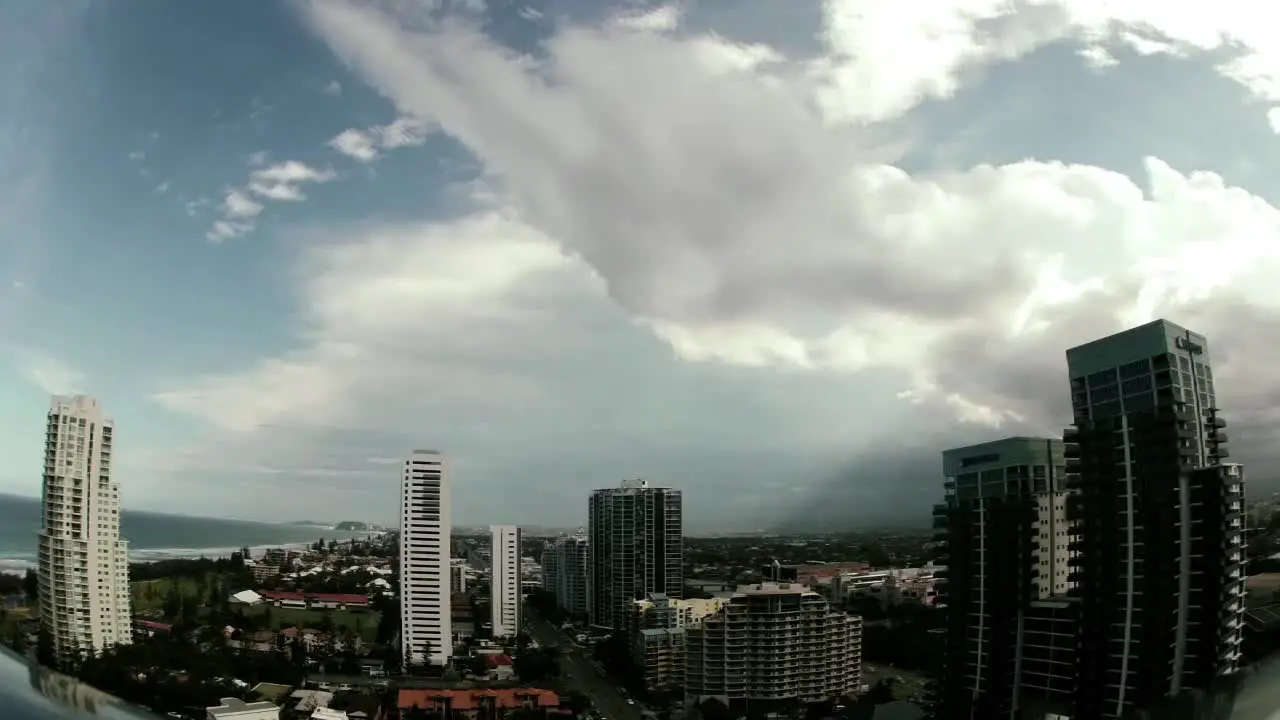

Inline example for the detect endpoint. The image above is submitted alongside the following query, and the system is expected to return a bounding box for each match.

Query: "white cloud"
[156,210,575,434]
[184,197,210,217]
[323,80,343,97]
[291,0,1280,424]
[328,129,378,162]
[127,150,145,162]
[246,160,336,201]
[611,5,681,32]
[154,180,171,194]
[204,160,336,241]
[147,0,1280,522]
[1269,107,1280,134]
[222,189,263,219]
[327,116,435,163]
[12,348,84,395]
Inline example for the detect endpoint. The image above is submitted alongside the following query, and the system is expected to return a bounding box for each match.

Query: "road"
[526,613,644,720]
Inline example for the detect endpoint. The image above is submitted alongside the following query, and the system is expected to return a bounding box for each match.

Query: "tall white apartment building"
[489,525,522,639]
[37,395,132,659]
[400,450,452,667]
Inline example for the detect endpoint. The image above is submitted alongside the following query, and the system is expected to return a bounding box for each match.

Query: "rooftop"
[207,697,282,717]
[398,689,560,711]
[736,582,814,596]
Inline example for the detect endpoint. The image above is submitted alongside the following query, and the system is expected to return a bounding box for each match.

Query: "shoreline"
[0,534,386,577]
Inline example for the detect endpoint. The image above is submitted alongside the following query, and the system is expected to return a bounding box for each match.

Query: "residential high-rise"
[685,583,861,712]
[588,479,683,630]
[37,395,132,659]
[1065,320,1245,718]
[933,320,1248,720]
[490,525,522,639]
[541,532,589,619]
[400,450,452,667]
[932,437,1071,719]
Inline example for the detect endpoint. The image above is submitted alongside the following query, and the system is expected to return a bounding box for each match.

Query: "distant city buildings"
[589,479,683,630]
[541,531,589,619]
[400,450,452,667]
[685,583,862,710]
[934,319,1248,719]
[490,525,522,639]
[37,395,132,660]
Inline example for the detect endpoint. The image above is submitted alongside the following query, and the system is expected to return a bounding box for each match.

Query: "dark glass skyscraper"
[1065,319,1246,718]
[933,319,1247,720]
[933,437,1069,720]
[588,479,683,630]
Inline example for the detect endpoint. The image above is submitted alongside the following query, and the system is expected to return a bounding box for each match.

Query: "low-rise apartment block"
[685,583,861,713]
[397,689,560,720]
[630,593,728,693]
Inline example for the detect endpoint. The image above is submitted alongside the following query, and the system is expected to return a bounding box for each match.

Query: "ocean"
[0,493,367,575]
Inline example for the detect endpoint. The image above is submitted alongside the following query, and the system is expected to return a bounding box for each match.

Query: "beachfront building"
[37,394,132,660]
[400,449,452,667]
[490,525,522,639]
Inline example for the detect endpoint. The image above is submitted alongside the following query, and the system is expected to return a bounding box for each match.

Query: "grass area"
[245,605,380,641]
[0,606,34,638]
[130,576,206,613]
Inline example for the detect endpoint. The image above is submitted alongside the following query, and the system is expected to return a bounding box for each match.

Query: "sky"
[3,0,1280,531]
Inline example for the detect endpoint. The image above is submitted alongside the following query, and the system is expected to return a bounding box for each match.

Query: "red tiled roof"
[308,593,369,605]
[485,654,514,667]
[258,590,369,605]
[399,689,559,711]
[133,620,172,631]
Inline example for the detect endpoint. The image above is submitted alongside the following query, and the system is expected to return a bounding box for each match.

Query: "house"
[231,589,264,606]
[398,689,560,720]
[258,590,370,611]
[234,630,277,653]
[132,620,172,638]
[292,689,335,715]
[330,690,384,720]
[261,590,309,609]
[308,593,371,610]
[206,697,282,720]
[484,655,515,681]
[249,682,293,705]
[312,709,349,720]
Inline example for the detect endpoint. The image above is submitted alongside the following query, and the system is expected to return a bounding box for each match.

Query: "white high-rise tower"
[399,450,452,667]
[37,395,132,659]
[489,525,522,638]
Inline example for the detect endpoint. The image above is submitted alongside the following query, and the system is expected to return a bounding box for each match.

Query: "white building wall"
[37,395,132,660]
[490,525,522,638]
[1034,492,1073,598]
[400,450,452,666]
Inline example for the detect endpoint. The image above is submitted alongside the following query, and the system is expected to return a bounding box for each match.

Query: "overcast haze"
[3,0,1280,530]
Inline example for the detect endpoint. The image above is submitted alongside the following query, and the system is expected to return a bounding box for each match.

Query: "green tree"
[162,586,183,619]
[23,569,38,604]
[35,626,55,668]
[863,679,896,705]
